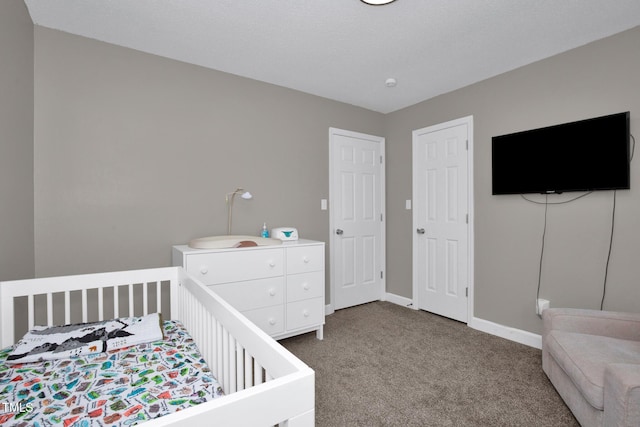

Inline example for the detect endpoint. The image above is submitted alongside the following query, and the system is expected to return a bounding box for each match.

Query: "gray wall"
[0,0,34,281]
[13,18,640,336]
[33,27,384,290]
[386,26,640,334]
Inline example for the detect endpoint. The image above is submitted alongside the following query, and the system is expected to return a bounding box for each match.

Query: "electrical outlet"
[536,298,550,315]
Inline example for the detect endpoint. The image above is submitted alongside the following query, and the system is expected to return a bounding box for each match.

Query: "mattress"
[0,320,223,426]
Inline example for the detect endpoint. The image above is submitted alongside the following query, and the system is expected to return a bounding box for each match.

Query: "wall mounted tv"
[492,112,630,195]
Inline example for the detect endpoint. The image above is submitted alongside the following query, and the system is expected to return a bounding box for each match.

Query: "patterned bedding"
[0,320,224,426]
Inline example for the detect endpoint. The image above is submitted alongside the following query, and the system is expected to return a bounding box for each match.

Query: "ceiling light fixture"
[360,0,397,5]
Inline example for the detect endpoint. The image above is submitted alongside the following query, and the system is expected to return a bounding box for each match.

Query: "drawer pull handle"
[303,283,310,291]
[268,318,277,326]
[303,257,310,264]
[200,267,208,275]
[302,310,310,317]
[268,261,276,268]
[268,288,276,296]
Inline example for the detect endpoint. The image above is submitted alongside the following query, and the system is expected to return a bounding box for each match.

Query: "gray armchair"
[542,308,640,426]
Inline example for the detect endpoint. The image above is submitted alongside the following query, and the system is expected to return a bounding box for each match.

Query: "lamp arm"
[226,188,244,235]
[227,193,236,235]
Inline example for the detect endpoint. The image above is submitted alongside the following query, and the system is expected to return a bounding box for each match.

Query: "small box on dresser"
[172,239,325,340]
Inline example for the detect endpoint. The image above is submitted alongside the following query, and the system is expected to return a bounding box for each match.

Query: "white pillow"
[6,312,163,365]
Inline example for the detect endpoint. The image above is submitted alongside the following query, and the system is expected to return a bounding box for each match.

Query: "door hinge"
[380,213,383,221]
[381,271,384,279]
[380,155,383,164]
[466,140,469,150]
[466,287,468,297]
[466,213,469,224]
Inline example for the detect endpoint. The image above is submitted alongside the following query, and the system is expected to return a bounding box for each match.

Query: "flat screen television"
[492,112,630,195]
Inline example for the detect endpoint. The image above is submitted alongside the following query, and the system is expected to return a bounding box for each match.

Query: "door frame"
[411,116,474,323]
[328,127,386,312]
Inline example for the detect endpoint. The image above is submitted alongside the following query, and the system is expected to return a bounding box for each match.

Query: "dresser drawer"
[286,297,324,331]
[210,277,283,311]
[185,248,283,285]
[242,305,285,336]
[286,245,324,275]
[287,271,323,302]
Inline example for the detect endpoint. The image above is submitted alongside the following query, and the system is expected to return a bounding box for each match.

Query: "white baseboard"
[325,304,334,316]
[326,293,413,315]
[383,292,414,308]
[382,293,542,349]
[469,316,542,349]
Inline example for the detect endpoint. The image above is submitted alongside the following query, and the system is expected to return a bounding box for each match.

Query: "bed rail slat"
[128,284,134,316]
[255,361,264,385]
[228,335,237,393]
[156,282,162,318]
[208,310,215,379]
[236,342,245,391]
[98,287,104,321]
[245,350,253,388]
[47,293,54,325]
[81,289,88,322]
[114,285,119,318]
[64,291,70,324]
[142,283,149,316]
[198,294,205,343]
[222,329,230,393]
[216,321,223,381]
[28,294,35,330]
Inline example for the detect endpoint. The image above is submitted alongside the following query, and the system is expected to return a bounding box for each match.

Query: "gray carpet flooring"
[280,301,578,427]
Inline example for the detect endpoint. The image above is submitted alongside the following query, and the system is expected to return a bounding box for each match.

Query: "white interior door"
[412,117,472,323]
[330,128,385,310]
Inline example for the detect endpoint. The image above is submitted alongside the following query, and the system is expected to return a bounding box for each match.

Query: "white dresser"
[172,239,325,340]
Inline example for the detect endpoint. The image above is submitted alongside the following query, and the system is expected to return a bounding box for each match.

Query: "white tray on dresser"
[173,239,325,340]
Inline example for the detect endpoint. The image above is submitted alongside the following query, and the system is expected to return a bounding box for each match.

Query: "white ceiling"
[24,0,640,113]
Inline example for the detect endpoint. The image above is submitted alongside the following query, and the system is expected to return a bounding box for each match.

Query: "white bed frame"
[0,267,315,426]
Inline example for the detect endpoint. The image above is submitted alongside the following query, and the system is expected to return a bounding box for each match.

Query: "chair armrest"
[604,363,640,427]
[542,308,640,342]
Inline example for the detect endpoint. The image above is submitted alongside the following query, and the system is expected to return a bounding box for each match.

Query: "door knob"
[417,228,426,234]
[336,229,344,235]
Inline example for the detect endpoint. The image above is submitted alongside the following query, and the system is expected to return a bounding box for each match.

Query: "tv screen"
[492,112,630,195]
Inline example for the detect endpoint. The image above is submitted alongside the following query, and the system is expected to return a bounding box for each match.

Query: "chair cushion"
[546,330,640,410]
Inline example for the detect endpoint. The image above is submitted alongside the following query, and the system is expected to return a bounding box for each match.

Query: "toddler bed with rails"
[0,266,315,426]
